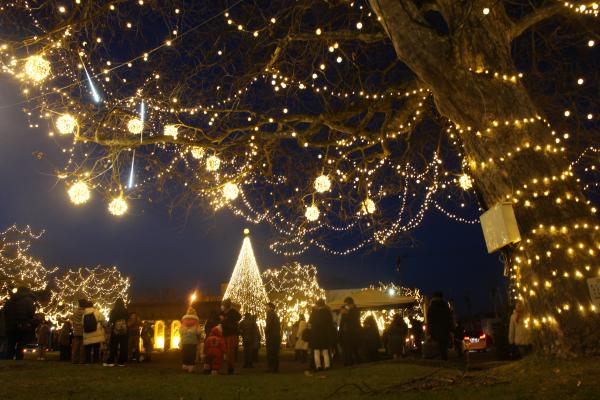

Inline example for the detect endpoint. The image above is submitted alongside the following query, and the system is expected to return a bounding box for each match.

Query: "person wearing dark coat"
[105,298,129,366]
[204,310,220,337]
[4,287,36,360]
[387,314,408,359]
[239,313,260,368]
[411,317,424,355]
[426,292,452,360]
[265,303,281,373]
[220,299,241,374]
[339,297,361,366]
[361,315,381,362]
[309,299,334,370]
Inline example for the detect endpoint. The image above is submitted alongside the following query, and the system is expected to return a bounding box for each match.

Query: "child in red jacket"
[203,325,226,375]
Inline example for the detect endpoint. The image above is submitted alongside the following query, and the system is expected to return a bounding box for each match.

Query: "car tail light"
[463,336,469,340]
[479,334,486,339]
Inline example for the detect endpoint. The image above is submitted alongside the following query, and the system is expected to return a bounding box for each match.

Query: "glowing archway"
[154,320,165,350]
[170,320,181,349]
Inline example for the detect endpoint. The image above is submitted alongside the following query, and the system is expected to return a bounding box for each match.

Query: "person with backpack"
[104,298,129,367]
[82,300,105,364]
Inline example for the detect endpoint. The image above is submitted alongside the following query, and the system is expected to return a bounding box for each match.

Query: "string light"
[305,204,320,221]
[163,124,178,139]
[55,114,77,135]
[190,146,205,159]
[361,198,377,214]
[223,181,240,200]
[127,118,144,134]
[68,181,91,205]
[459,173,473,190]
[314,175,331,193]
[23,55,51,82]
[206,155,221,172]
[108,196,128,216]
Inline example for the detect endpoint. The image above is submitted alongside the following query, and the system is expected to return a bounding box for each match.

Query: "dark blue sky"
[0,78,505,315]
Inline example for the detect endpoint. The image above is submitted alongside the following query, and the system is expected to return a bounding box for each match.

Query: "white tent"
[326,288,417,311]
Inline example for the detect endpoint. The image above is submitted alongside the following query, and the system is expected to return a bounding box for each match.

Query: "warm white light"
[314,175,331,193]
[190,146,205,159]
[305,205,320,221]
[577,78,584,85]
[459,173,473,190]
[356,22,363,30]
[68,181,90,205]
[56,114,77,135]
[206,155,221,171]
[243,228,250,235]
[223,182,239,200]
[588,40,595,47]
[482,7,490,15]
[108,196,128,216]
[163,124,178,139]
[315,28,322,35]
[127,118,143,134]
[24,55,51,82]
[361,198,376,214]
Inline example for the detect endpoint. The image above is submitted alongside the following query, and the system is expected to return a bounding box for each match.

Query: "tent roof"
[325,288,417,311]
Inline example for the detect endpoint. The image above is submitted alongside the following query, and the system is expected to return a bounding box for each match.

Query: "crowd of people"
[0,287,532,373]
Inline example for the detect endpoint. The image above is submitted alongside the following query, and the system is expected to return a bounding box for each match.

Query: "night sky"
[0,78,504,316]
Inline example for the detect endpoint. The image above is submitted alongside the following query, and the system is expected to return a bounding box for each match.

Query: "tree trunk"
[370,0,600,356]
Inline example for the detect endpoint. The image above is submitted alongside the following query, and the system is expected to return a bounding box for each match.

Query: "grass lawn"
[0,355,598,400]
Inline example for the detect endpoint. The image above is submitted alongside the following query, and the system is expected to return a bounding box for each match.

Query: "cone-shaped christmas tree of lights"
[223,229,269,319]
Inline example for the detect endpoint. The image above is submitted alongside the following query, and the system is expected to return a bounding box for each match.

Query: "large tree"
[0,1,598,354]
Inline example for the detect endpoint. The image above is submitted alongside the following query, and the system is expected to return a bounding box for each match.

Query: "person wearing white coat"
[82,302,105,364]
[294,315,308,362]
[509,302,531,357]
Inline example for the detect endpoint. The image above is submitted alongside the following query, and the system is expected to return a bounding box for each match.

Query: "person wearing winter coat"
[203,325,226,375]
[386,314,408,359]
[294,314,309,362]
[140,321,154,362]
[71,299,87,364]
[309,299,334,370]
[127,312,142,362]
[82,301,105,364]
[339,297,361,366]
[4,287,36,360]
[265,303,282,373]
[509,302,532,357]
[361,315,381,362]
[58,321,72,361]
[426,292,452,360]
[35,318,51,360]
[220,299,241,374]
[104,298,129,366]
[179,307,202,372]
[239,313,260,368]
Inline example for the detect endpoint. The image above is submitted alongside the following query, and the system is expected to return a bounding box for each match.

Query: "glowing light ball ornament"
[314,175,331,193]
[223,182,240,200]
[108,196,128,216]
[361,198,376,214]
[459,173,473,190]
[206,155,221,172]
[127,118,144,134]
[305,205,320,221]
[190,146,205,159]
[24,55,51,82]
[56,114,77,135]
[164,124,178,139]
[68,181,91,205]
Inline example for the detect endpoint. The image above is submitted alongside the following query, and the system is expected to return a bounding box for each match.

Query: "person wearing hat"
[339,296,361,366]
[265,302,281,373]
[220,298,241,374]
[179,307,202,372]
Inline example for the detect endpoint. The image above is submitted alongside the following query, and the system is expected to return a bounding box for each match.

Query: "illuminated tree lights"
[127,118,144,134]
[314,175,331,193]
[43,266,130,324]
[55,114,77,135]
[223,182,240,201]
[68,181,91,205]
[205,155,221,172]
[0,225,56,307]
[305,205,320,221]
[262,262,325,330]
[23,55,51,82]
[223,232,269,319]
[108,196,128,216]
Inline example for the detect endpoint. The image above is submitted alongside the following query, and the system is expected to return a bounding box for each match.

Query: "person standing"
[294,314,309,363]
[309,299,334,371]
[104,298,129,367]
[426,292,452,361]
[4,287,36,360]
[509,302,531,357]
[220,299,241,374]
[180,307,202,372]
[339,297,361,366]
[58,320,72,361]
[411,317,424,355]
[127,312,142,362]
[71,299,86,364]
[140,321,154,362]
[239,313,260,368]
[387,314,408,359]
[265,303,281,373]
[83,301,105,364]
[203,325,226,375]
[361,315,381,362]
[35,318,50,360]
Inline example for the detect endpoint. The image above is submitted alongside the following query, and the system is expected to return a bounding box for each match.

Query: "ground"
[0,351,598,400]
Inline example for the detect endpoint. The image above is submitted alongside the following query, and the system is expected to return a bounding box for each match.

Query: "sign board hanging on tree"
[479,202,522,253]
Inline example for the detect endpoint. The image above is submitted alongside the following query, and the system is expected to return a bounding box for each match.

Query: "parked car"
[463,331,491,352]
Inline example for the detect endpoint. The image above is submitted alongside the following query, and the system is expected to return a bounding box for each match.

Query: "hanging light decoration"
[163,124,178,139]
[23,55,51,82]
[223,182,240,200]
[305,204,320,221]
[206,155,221,171]
[314,175,331,193]
[127,118,144,134]
[108,196,128,216]
[67,181,90,205]
[55,114,77,135]
[459,173,473,190]
[361,198,377,214]
[190,146,205,159]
